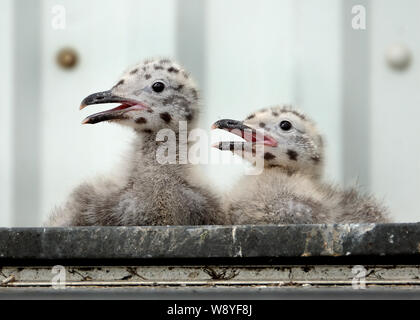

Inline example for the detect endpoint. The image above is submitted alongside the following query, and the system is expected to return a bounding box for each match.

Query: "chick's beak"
[80,90,151,125]
[212,118,278,148]
[80,90,127,110]
[212,119,252,131]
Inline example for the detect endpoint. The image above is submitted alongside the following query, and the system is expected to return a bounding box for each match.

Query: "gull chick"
[46,58,222,226]
[213,105,390,224]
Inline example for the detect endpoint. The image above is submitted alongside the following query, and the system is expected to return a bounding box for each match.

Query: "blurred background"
[0,0,419,226]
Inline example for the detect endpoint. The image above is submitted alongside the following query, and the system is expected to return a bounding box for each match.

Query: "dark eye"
[280,120,292,131]
[152,82,165,93]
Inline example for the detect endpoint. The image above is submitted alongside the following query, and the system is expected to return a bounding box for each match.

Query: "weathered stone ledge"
[0,224,419,265]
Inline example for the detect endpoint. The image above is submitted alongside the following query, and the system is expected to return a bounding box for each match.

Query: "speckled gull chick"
[212,105,390,224]
[45,58,222,226]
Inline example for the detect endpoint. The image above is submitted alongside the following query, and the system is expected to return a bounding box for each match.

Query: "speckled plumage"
[45,58,222,226]
[214,105,390,224]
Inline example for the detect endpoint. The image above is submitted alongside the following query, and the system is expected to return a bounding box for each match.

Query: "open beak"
[80,90,151,124]
[211,119,278,150]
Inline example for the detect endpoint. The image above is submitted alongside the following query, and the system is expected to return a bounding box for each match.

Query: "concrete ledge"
[1,224,420,265]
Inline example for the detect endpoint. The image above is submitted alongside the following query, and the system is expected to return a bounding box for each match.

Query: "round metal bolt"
[56,47,79,70]
[386,44,412,71]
